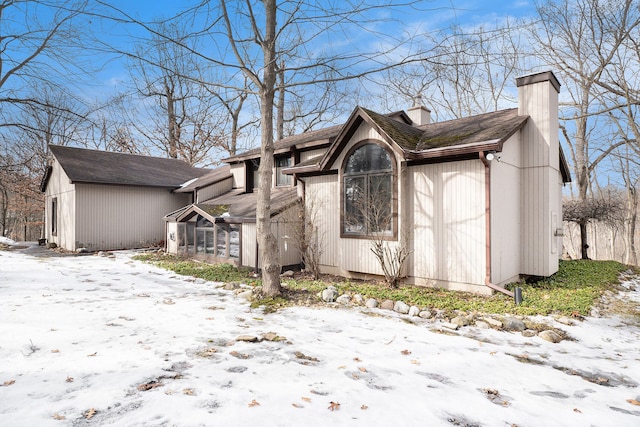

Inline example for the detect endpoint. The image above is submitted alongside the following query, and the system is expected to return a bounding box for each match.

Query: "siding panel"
[75,184,190,251]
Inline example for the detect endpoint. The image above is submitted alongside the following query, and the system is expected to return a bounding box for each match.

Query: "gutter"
[479,151,515,299]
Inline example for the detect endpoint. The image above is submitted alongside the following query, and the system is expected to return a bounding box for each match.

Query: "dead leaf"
[52,413,66,420]
[84,408,96,420]
[358,367,367,373]
[400,349,411,355]
[51,349,60,353]
[361,404,368,410]
[353,357,362,362]
[328,401,341,411]
[489,351,497,356]
[292,403,302,408]
[351,373,360,379]
[248,399,260,407]
[627,399,640,406]
[182,388,194,395]
[66,376,74,383]
[573,408,582,413]
[338,365,346,369]
[87,352,97,357]
[411,359,420,365]
[3,380,15,386]
[301,397,312,403]
[138,381,163,391]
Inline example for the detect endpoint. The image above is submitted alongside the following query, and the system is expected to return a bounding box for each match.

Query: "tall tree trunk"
[257,0,281,296]
[626,187,638,265]
[579,219,589,260]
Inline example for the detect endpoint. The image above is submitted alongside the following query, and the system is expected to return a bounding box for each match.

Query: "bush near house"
[134,253,633,317]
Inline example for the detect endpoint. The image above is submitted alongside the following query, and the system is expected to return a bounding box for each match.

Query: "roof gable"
[48,145,209,189]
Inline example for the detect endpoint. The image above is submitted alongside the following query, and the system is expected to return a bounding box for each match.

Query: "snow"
[0,236,15,245]
[1,249,640,426]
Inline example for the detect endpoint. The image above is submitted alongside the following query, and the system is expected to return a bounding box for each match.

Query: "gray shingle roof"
[48,145,209,188]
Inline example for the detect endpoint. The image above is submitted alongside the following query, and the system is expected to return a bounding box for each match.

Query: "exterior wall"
[519,75,562,276]
[196,177,233,203]
[166,221,179,254]
[241,223,257,268]
[305,174,339,270]
[408,160,487,293]
[300,148,326,163]
[44,159,76,250]
[490,133,522,285]
[75,184,190,251]
[230,163,245,189]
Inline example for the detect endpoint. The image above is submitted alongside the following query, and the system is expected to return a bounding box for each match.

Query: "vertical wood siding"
[409,160,485,287]
[44,160,76,250]
[305,175,339,268]
[230,163,245,189]
[519,78,561,276]
[75,184,190,251]
[300,148,326,163]
[242,223,257,268]
[490,134,522,284]
[196,177,233,203]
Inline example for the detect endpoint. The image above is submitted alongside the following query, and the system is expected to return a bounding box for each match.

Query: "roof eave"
[405,139,504,161]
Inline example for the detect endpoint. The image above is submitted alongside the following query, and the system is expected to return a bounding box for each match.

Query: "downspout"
[479,152,514,298]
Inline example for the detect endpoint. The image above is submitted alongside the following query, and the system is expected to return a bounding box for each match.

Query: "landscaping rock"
[224,283,239,291]
[502,317,525,332]
[482,317,503,328]
[393,301,410,314]
[336,294,351,305]
[47,242,57,249]
[521,330,537,338]
[555,316,575,326]
[440,322,459,331]
[451,316,470,327]
[419,310,432,319]
[475,320,490,329]
[365,298,378,308]
[538,330,563,343]
[237,290,253,301]
[380,300,395,310]
[408,306,420,317]
[322,286,339,303]
[76,247,88,253]
[236,335,259,343]
[262,332,284,342]
[281,270,295,278]
[353,294,365,305]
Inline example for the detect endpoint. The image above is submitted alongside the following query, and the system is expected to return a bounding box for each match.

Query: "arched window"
[342,143,395,236]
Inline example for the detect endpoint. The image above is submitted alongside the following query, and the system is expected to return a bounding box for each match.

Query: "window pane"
[229,225,240,259]
[345,144,392,174]
[205,230,215,254]
[216,224,228,257]
[369,175,392,232]
[196,230,205,253]
[276,157,291,186]
[344,176,366,233]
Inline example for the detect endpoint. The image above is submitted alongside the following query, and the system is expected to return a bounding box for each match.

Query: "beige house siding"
[196,177,233,203]
[304,174,339,270]
[519,75,561,276]
[490,133,522,285]
[242,223,257,268]
[300,148,326,163]
[75,184,190,251]
[408,160,487,293]
[44,158,76,250]
[230,163,245,189]
[239,210,301,269]
[166,221,179,254]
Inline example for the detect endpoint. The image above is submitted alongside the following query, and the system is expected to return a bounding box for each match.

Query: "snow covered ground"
[1,248,640,427]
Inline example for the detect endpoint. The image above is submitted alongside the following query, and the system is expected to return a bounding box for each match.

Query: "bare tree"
[531,0,638,259]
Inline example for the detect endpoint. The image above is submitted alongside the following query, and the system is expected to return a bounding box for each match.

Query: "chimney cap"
[516,71,561,93]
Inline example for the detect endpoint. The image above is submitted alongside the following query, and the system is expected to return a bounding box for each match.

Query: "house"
[40,145,208,251]
[166,70,570,294]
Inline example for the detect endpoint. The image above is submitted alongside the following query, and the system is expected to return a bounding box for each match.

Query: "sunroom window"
[342,143,394,236]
